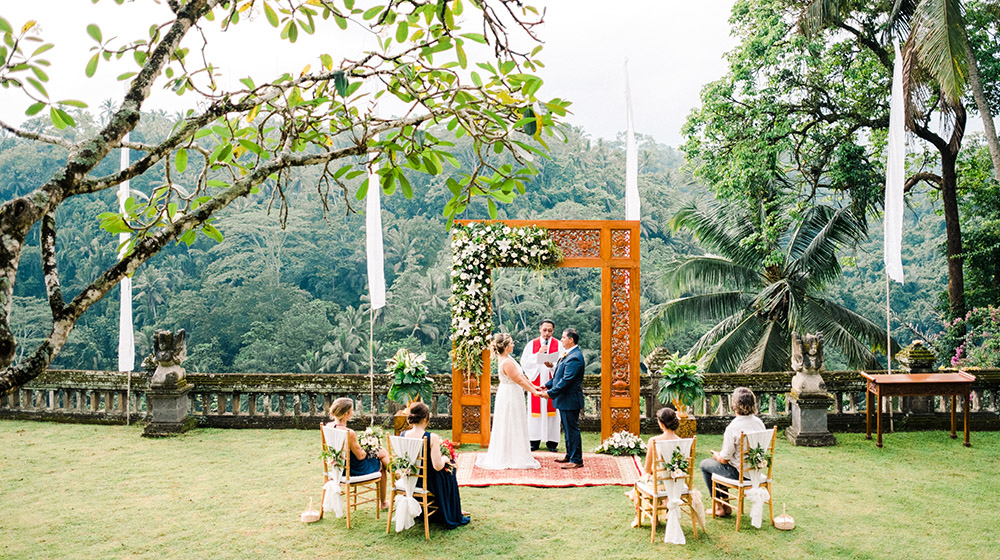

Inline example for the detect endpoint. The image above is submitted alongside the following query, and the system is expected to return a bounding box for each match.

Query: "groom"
[541,328,585,469]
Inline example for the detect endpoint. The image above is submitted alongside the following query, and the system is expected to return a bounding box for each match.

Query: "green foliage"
[932,305,1000,368]
[663,447,689,474]
[388,455,419,476]
[655,352,704,409]
[745,442,772,471]
[385,348,433,405]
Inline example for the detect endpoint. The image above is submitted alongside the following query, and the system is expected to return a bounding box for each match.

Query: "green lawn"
[1,420,997,559]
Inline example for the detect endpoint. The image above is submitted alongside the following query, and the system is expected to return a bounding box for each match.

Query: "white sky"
[0,1,737,147]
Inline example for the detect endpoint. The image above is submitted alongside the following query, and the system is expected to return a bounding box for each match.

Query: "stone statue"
[150,329,187,389]
[790,332,825,396]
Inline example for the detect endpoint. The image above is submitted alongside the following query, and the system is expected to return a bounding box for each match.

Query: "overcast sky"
[0,1,737,147]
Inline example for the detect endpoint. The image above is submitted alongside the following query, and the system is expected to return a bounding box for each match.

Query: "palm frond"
[889,0,920,38]
[669,200,759,265]
[912,0,970,105]
[798,297,893,369]
[787,206,867,288]
[799,0,851,37]
[738,321,791,373]
[666,256,762,295]
[697,314,768,374]
[686,311,748,361]
[641,292,748,353]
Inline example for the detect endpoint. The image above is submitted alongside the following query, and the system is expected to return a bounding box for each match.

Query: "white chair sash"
[741,428,774,529]
[321,425,349,518]
[746,470,770,529]
[653,438,695,544]
[389,435,425,533]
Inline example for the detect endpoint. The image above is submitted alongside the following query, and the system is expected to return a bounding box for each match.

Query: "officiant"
[520,319,562,452]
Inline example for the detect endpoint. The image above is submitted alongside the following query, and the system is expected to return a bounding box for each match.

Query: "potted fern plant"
[656,352,704,418]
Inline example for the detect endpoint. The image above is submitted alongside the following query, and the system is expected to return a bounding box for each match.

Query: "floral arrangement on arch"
[450,222,562,373]
[594,430,647,457]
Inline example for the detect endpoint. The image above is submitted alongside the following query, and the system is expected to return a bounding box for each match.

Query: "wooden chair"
[318,423,381,529]
[634,436,699,543]
[711,427,776,531]
[386,434,437,540]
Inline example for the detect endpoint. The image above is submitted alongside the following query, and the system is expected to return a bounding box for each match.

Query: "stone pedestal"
[676,416,697,438]
[785,392,836,446]
[394,409,409,436]
[143,381,196,437]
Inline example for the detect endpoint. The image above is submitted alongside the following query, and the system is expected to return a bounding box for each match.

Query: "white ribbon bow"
[746,469,770,529]
[393,475,422,532]
[663,478,687,545]
[322,469,344,518]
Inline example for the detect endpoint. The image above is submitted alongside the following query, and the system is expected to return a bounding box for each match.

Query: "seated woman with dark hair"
[627,407,682,527]
[400,402,471,530]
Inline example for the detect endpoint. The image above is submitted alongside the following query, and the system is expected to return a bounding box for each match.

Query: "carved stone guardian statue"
[143,329,196,437]
[785,332,836,446]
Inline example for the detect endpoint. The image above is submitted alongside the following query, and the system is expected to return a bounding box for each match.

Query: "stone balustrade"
[3,368,999,433]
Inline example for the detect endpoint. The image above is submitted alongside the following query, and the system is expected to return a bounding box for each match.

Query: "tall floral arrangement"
[450,222,562,373]
[386,348,433,405]
[933,306,1000,368]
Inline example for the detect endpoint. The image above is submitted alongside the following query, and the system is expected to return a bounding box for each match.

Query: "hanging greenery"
[450,222,562,373]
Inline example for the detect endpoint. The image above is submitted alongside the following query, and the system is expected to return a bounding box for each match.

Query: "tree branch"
[39,211,65,319]
[0,119,74,149]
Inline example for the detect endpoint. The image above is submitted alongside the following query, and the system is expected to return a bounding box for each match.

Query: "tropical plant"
[655,352,704,412]
[385,348,433,405]
[643,200,892,373]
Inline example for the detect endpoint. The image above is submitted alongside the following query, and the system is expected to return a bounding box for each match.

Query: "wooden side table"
[860,371,975,448]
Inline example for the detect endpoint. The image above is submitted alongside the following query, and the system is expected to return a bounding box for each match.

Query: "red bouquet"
[441,439,457,472]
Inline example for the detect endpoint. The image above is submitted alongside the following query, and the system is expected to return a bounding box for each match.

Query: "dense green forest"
[1,108,971,375]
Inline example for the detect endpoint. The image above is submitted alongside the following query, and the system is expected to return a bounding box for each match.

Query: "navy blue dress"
[346,430,381,476]
[406,430,470,530]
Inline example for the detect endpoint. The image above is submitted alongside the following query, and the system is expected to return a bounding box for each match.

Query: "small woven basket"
[774,503,794,530]
[300,497,321,523]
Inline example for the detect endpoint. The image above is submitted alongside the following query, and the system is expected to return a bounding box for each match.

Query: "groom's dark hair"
[540,319,554,328]
[562,328,579,345]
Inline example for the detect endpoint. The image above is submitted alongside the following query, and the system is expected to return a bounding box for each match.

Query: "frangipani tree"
[0,0,569,393]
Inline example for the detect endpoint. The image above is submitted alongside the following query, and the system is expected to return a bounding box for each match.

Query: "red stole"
[530,338,558,416]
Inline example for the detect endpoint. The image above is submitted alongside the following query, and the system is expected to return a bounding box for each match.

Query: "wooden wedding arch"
[451,220,641,445]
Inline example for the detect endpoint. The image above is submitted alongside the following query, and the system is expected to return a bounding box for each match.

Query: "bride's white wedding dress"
[474,357,541,470]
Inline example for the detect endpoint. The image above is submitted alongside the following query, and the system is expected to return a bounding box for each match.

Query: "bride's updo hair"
[491,333,513,355]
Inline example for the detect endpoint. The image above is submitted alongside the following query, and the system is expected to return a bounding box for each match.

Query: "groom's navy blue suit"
[545,345,585,466]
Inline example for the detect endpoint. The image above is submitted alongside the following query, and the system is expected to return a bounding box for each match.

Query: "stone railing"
[3,368,999,433]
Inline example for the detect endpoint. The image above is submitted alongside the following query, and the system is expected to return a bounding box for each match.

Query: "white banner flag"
[117,133,135,372]
[624,60,640,221]
[883,42,905,284]
[366,155,386,310]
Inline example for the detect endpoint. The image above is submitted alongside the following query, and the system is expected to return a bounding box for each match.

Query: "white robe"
[520,337,562,443]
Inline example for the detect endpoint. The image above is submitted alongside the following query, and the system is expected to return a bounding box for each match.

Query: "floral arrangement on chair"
[389,456,420,477]
[359,426,385,457]
[746,443,772,471]
[662,447,689,476]
[319,448,346,471]
[441,439,457,472]
[594,430,646,456]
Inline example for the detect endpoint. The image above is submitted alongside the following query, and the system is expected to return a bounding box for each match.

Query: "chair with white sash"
[634,436,700,544]
[319,423,381,528]
[711,427,776,531]
[386,434,437,540]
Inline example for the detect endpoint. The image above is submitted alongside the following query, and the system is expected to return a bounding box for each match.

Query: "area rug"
[455,451,641,487]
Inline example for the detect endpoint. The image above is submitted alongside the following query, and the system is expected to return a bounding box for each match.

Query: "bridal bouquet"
[359,426,385,458]
[441,439,457,472]
[594,430,646,457]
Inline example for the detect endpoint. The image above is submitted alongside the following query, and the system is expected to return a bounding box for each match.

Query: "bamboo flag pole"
[370,307,375,426]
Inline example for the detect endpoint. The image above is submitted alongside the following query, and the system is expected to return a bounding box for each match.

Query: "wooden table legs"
[950,395,957,439]
[876,390,883,448]
[964,394,971,447]
[865,389,872,440]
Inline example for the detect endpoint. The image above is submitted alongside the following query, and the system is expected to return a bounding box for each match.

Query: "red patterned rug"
[456,451,641,487]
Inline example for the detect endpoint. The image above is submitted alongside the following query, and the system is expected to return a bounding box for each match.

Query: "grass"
[1,421,998,559]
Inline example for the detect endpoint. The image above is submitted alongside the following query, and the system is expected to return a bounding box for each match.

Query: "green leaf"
[32,43,54,57]
[26,77,48,98]
[470,71,482,88]
[86,24,102,43]
[60,99,87,108]
[333,71,348,97]
[0,17,12,34]
[362,5,383,20]
[178,229,197,246]
[287,21,298,42]
[25,102,45,116]
[202,223,224,243]
[355,178,369,200]
[398,170,413,198]
[395,21,408,43]
[460,33,486,44]
[49,106,66,129]
[85,53,99,77]
[238,138,264,156]
[487,198,498,219]
[522,107,537,136]
[175,148,188,172]
[320,53,332,70]
[263,2,279,27]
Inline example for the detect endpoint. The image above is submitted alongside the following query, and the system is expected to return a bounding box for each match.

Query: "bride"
[475,333,543,470]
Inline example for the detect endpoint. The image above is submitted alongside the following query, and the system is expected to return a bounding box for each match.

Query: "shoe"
[561,463,584,469]
[554,458,571,463]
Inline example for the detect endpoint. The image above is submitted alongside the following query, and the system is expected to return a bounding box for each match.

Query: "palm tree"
[643,200,892,373]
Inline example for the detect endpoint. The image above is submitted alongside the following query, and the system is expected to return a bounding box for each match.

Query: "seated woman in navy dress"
[328,397,389,509]
[401,402,471,529]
